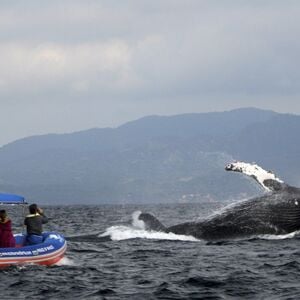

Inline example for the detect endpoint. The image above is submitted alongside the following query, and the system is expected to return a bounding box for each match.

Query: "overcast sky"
[0,1,300,145]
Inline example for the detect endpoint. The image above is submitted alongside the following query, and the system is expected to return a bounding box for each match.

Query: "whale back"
[197,191,300,240]
[268,190,300,232]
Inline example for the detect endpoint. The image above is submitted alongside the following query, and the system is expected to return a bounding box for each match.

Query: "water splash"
[131,210,145,229]
[54,256,76,266]
[100,225,198,241]
[100,211,198,241]
[258,231,300,240]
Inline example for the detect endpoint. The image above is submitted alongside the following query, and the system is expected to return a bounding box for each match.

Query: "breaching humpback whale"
[138,162,300,240]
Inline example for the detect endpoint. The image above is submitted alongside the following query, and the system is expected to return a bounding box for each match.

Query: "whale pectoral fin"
[225,161,284,192]
[138,213,166,232]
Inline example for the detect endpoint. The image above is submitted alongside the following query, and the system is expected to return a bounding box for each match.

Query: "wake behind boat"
[0,193,67,268]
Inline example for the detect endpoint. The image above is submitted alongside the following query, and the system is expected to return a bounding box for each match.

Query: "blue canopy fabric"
[0,193,26,204]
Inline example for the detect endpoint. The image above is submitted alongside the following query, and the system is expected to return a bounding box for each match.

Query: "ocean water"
[1,202,300,300]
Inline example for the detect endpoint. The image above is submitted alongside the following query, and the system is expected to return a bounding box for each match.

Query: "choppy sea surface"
[1,202,300,299]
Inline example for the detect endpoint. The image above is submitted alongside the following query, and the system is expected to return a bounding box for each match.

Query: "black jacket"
[24,213,48,236]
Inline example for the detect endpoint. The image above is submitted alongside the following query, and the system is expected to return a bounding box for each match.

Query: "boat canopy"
[0,193,26,205]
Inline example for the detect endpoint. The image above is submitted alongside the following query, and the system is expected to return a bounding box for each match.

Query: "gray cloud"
[0,1,300,145]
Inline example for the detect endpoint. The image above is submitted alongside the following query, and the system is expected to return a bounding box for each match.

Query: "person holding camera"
[24,203,48,245]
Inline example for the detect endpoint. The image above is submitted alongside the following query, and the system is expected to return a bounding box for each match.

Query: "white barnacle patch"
[295,200,298,206]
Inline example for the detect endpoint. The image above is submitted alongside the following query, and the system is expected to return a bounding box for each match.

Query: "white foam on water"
[99,210,198,242]
[99,211,199,242]
[54,256,76,266]
[16,265,28,270]
[100,225,198,241]
[258,230,300,240]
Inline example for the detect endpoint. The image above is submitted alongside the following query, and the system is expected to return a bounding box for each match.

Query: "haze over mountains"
[0,107,299,204]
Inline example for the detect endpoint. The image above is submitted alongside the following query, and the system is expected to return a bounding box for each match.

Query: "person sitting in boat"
[24,204,48,245]
[0,210,16,248]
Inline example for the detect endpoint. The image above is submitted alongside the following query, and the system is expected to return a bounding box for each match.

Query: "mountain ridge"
[0,107,298,204]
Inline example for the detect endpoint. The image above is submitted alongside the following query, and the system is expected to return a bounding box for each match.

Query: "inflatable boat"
[0,232,67,268]
[0,193,67,268]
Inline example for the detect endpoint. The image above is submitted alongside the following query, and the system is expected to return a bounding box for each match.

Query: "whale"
[138,162,300,241]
